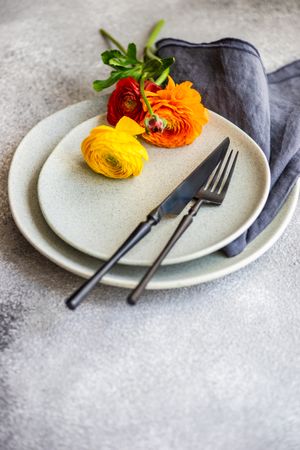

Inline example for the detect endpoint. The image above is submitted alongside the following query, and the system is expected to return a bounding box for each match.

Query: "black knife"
[65,137,230,310]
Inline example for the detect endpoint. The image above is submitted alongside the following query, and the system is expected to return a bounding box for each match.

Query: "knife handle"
[127,199,204,305]
[65,216,158,310]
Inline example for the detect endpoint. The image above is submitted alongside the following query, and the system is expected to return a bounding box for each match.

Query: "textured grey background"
[1,1,300,449]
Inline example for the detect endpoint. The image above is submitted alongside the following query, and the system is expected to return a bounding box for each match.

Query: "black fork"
[127,148,239,305]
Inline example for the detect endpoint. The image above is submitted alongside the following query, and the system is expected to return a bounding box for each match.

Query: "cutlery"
[127,148,239,305]
[65,137,230,310]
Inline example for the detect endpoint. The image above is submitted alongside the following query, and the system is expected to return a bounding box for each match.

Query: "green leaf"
[93,66,143,92]
[101,49,124,65]
[160,57,175,71]
[126,43,138,63]
[143,57,175,82]
[101,47,141,69]
[94,25,174,94]
[142,59,162,78]
[93,71,123,91]
[108,57,129,67]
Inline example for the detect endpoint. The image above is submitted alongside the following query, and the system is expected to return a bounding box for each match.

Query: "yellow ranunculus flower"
[81,116,148,179]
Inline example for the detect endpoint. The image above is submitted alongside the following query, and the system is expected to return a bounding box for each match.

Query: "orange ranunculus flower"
[81,116,148,179]
[142,77,209,148]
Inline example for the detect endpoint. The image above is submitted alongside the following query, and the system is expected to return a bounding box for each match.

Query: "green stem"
[155,68,170,85]
[99,28,126,54]
[144,46,161,62]
[144,20,165,62]
[145,20,165,49]
[139,77,154,117]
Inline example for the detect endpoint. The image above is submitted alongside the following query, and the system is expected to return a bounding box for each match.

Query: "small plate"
[8,99,298,290]
[37,112,270,266]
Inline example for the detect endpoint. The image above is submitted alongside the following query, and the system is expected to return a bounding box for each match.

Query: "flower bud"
[145,115,166,133]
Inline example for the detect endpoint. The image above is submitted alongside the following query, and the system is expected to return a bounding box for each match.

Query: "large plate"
[37,111,270,266]
[8,99,299,289]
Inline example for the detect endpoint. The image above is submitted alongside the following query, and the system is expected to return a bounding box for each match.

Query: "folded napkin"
[156,38,300,257]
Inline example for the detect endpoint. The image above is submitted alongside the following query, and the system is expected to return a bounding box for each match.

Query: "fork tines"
[205,148,239,198]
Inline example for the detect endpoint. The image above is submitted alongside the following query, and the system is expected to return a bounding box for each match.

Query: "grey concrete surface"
[0,1,300,449]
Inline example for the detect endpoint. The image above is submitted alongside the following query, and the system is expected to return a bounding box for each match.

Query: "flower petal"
[115,116,145,135]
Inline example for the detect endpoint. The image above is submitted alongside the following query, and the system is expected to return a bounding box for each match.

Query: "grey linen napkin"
[156,38,300,257]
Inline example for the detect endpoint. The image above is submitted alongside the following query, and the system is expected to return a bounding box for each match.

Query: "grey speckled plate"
[8,99,299,289]
[37,111,270,266]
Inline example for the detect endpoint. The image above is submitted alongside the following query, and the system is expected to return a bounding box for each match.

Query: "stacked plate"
[8,97,300,289]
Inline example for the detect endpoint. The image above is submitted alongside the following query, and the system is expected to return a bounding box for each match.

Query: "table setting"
[8,20,299,305]
[1,1,300,449]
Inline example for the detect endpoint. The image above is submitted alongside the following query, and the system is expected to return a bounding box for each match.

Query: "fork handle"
[127,199,204,305]
[65,216,158,310]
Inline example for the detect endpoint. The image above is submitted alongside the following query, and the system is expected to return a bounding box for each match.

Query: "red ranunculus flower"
[107,77,161,126]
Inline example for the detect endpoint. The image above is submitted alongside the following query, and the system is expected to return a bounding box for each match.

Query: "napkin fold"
[156,38,300,257]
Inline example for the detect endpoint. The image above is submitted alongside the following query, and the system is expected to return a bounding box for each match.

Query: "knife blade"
[149,136,230,220]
